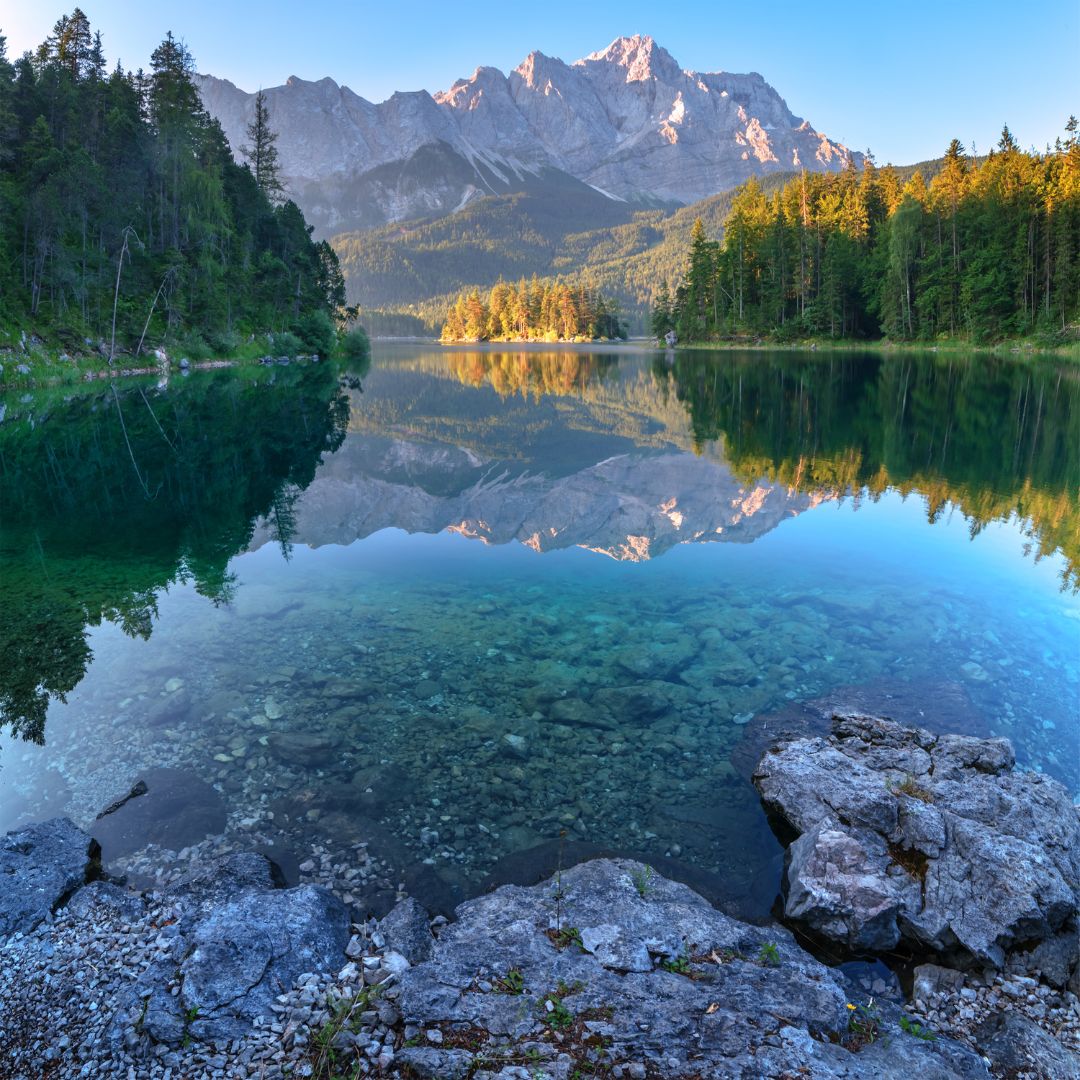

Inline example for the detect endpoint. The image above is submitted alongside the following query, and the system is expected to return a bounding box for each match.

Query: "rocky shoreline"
[1,717,1077,1079]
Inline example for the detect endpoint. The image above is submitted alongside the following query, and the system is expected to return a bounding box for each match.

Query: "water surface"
[1,347,1077,914]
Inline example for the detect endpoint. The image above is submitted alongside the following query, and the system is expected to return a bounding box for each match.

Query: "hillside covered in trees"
[654,127,1080,344]
[440,279,625,342]
[0,10,347,359]
[333,162,943,337]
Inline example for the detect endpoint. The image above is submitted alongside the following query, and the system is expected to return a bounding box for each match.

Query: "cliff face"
[196,35,857,233]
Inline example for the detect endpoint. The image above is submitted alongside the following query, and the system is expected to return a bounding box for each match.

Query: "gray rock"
[0,818,100,938]
[131,853,349,1047]
[973,1010,1080,1079]
[396,857,989,1078]
[61,880,146,923]
[395,1046,475,1078]
[912,963,966,1003]
[784,823,903,951]
[378,897,434,965]
[1015,928,1080,991]
[170,851,285,908]
[179,884,348,1043]
[265,730,341,767]
[754,714,1080,967]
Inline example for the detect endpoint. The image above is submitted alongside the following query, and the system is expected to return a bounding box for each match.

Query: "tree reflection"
[653,352,1080,589]
[0,363,349,745]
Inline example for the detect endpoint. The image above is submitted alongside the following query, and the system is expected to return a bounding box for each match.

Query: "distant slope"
[336,159,946,336]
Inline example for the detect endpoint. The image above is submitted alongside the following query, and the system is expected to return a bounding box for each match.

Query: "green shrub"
[339,324,370,362]
[291,311,336,357]
[270,331,303,357]
[204,327,240,356]
[173,332,211,361]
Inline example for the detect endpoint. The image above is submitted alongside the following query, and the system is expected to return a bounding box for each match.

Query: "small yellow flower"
[846,1003,857,1010]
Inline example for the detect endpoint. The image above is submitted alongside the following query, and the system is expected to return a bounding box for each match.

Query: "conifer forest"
[653,129,1080,344]
[0,10,347,359]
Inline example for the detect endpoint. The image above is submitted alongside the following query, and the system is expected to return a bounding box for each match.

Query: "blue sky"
[4,1,1076,163]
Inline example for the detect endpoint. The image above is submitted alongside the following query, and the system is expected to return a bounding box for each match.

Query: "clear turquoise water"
[1,347,1077,912]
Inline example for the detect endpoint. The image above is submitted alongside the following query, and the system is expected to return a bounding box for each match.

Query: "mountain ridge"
[195,35,859,235]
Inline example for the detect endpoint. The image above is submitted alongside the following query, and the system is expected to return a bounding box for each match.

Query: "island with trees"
[440,278,625,342]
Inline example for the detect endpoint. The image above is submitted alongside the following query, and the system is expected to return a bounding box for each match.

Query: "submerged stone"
[265,730,341,767]
[90,767,227,864]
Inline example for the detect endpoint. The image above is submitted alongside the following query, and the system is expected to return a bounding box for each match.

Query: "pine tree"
[241,89,285,204]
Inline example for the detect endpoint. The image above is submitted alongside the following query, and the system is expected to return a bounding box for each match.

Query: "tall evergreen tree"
[241,88,284,204]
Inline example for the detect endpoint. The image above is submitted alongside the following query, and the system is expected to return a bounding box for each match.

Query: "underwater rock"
[500,733,529,759]
[265,730,341,767]
[592,682,676,721]
[547,696,616,730]
[753,714,1080,969]
[143,687,193,727]
[90,767,227,863]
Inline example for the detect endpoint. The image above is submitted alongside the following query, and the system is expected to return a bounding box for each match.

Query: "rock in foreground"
[393,857,989,1078]
[0,817,99,937]
[753,714,1080,971]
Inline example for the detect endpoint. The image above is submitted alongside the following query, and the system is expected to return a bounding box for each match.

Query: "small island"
[440,278,625,343]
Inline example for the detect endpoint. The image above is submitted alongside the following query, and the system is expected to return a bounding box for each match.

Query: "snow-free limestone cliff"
[195,35,858,234]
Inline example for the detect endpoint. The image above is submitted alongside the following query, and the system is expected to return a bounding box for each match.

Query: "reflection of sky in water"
[1,348,1077,912]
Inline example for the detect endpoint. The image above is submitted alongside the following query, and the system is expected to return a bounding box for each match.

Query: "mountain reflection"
[654,353,1079,589]
[287,347,1080,589]
[1,347,1076,749]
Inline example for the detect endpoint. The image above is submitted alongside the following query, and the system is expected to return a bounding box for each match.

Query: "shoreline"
[1,716,1076,1078]
[393,335,1080,360]
[2,822,1075,1080]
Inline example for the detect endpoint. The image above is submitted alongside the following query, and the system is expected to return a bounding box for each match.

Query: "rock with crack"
[394,857,990,1078]
[138,852,349,1046]
[0,818,100,937]
[753,714,1080,970]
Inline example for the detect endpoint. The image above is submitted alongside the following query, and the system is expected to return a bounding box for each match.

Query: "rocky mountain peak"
[578,34,681,83]
[195,35,859,234]
[512,49,572,91]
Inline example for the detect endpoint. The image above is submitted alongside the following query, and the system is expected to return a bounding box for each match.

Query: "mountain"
[195,35,858,236]
[332,182,767,334]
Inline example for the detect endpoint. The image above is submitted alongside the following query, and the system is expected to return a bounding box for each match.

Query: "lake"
[1,345,1077,917]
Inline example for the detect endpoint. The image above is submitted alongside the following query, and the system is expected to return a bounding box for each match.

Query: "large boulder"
[0,818,100,938]
[753,714,1080,969]
[395,857,989,1078]
[973,1011,1080,1080]
[137,853,350,1046]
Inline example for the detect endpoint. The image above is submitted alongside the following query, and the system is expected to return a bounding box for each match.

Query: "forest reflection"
[0,347,1075,753]
[0,361,351,745]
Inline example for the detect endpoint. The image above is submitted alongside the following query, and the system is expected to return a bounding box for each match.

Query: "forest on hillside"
[334,163,943,337]
[0,10,348,359]
[440,279,625,342]
[654,127,1080,344]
